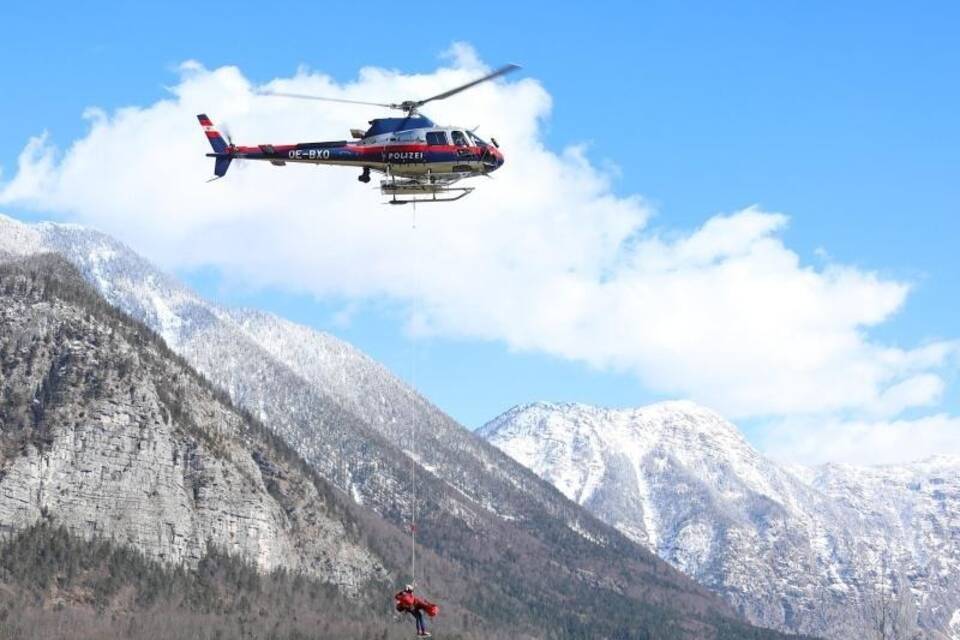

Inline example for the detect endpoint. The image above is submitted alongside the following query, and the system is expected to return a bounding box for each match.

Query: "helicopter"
[197,64,519,204]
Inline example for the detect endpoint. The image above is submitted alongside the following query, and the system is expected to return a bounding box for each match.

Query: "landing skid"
[381,171,475,205]
[387,188,474,205]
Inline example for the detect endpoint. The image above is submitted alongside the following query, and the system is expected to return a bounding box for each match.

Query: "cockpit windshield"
[468,131,489,147]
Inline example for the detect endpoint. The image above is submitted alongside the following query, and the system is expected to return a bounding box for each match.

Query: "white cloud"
[2,45,958,462]
[871,373,945,417]
[762,414,960,466]
[1,133,57,202]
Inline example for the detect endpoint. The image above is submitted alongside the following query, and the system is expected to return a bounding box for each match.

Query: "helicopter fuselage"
[205,117,504,179]
[199,64,518,202]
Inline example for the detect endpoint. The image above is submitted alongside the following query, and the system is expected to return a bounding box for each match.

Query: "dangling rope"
[409,200,418,587]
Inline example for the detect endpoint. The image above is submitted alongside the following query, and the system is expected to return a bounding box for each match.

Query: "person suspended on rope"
[395,584,439,637]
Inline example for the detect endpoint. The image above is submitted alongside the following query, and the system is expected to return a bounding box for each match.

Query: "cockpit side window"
[396,131,422,143]
[426,131,448,146]
[451,130,469,147]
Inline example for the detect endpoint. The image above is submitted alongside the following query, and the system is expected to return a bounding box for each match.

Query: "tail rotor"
[220,123,236,148]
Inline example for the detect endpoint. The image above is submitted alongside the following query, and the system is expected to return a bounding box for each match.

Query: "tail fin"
[198,114,232,179]
[197,113,229,154]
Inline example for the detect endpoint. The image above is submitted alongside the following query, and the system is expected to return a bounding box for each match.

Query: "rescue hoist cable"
[409,200,418,587]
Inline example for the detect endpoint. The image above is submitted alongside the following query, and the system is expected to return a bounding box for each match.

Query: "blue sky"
[1,2,958,459]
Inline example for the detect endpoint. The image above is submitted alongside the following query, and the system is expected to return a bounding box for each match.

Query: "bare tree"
[862,550,919,640]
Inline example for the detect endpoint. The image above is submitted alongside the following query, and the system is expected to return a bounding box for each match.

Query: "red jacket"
[395,591,439,617]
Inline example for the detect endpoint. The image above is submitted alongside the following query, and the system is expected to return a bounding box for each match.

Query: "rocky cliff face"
[481,401,960,640]
[0,254,385,595]
[807,458,960,637]
[0,214,801,639]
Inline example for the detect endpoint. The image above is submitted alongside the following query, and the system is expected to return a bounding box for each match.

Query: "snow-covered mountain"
[0,254,386,594]
[3,215,410,509]
[1,214,790,639]
[480,401,960,640]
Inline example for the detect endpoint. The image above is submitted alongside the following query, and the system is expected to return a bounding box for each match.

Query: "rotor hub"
[397,100,420,115]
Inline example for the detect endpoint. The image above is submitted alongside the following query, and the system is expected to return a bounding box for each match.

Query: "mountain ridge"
[0,253,387,594]
[482,400,960,639]
[0,213,802,639]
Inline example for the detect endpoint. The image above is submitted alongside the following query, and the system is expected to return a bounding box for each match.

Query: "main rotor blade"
[258,90,396,109]
[415,63,521,108]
